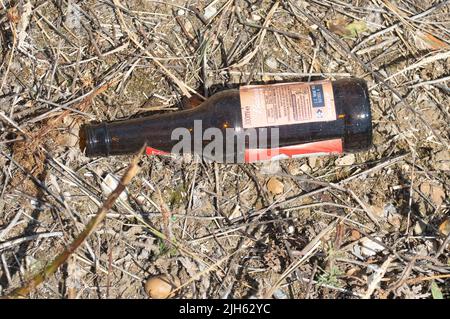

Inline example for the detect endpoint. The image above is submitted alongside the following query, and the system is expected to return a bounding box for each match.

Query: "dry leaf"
[345,20,369,38]
[328,18,348,36]
[265,56,279,70]
[353,237,385,258]
[431,281,444,299]
[369,205,384,218]
[299,163,311,173]
[438,218,450,236]
[434,150,450,171]
[328,18,368,39]
[228,204,242,220]
[346,267,359,276]
[414,31,449,51]
[7,6,20,24]
[420,182,446,207]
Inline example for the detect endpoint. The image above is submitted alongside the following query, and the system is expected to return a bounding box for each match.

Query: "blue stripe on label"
[310,84,325,108]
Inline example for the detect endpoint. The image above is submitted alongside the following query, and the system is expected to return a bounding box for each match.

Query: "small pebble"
[299,163,311,173]
[287,163,300,175]
[265,56,279,70]
[274,75,283,81]
[261,161,282,175]
[308,156,318,169]
[145,274,178,299]
[350,229,361,241]
[136,195,146,205]
[251,13,262,21]
[267,177,284,195]
[204,6,217,20]
[101,173,128,201]
[414,221,425,235]
[335,154,356,166]
[287,225,295,234]
[228,204,242,220]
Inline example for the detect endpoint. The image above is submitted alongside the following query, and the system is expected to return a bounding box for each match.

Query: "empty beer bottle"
[79,78,372,163]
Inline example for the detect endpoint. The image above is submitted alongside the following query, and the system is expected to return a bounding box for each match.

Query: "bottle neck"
[81,107,206,157]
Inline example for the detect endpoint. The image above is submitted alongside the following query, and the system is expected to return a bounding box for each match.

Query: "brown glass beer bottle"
[79,78,372,163]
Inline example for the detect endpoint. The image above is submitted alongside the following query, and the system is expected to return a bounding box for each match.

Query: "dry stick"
[0,111,28,137]
[226,1,280,70]
[380,0,450,49]
[265,219,339,298]
[404,273,450,285]
[289,2,447,148]
[409,75,450,88]
[383,50,450,83]
[182,157,199,239]
[4,151,96,267]
[435,232,450,259]
[386,256,418,293]
[0,232,63,251]
[112,0,196,98]
[46,150,216,272]
[405,152,416,235]
[0,20,16,92]
[0,150,66,208]
[192,155,405,243]
[304,260,318,299]
[3,146,145,298]
[170,239,252,296]
[362,256,394,299]
[234,3,308,41]
[0,210,23,241]
[1,254,12,286]
[280,153,409,208]
[276,171,381,227]
[347,189,381,227]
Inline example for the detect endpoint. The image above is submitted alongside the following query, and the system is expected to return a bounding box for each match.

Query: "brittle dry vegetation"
[0,0,449,299]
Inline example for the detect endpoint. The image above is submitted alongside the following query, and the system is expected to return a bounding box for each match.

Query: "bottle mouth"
[79,123,111,157]
[341,79,373,153]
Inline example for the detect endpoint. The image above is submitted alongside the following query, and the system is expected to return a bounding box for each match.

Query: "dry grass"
[0,0,449,299]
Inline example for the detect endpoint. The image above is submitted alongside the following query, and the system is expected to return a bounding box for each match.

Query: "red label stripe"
[145,146,169,156]
[146,139,343,162]
[244,138,343,162]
